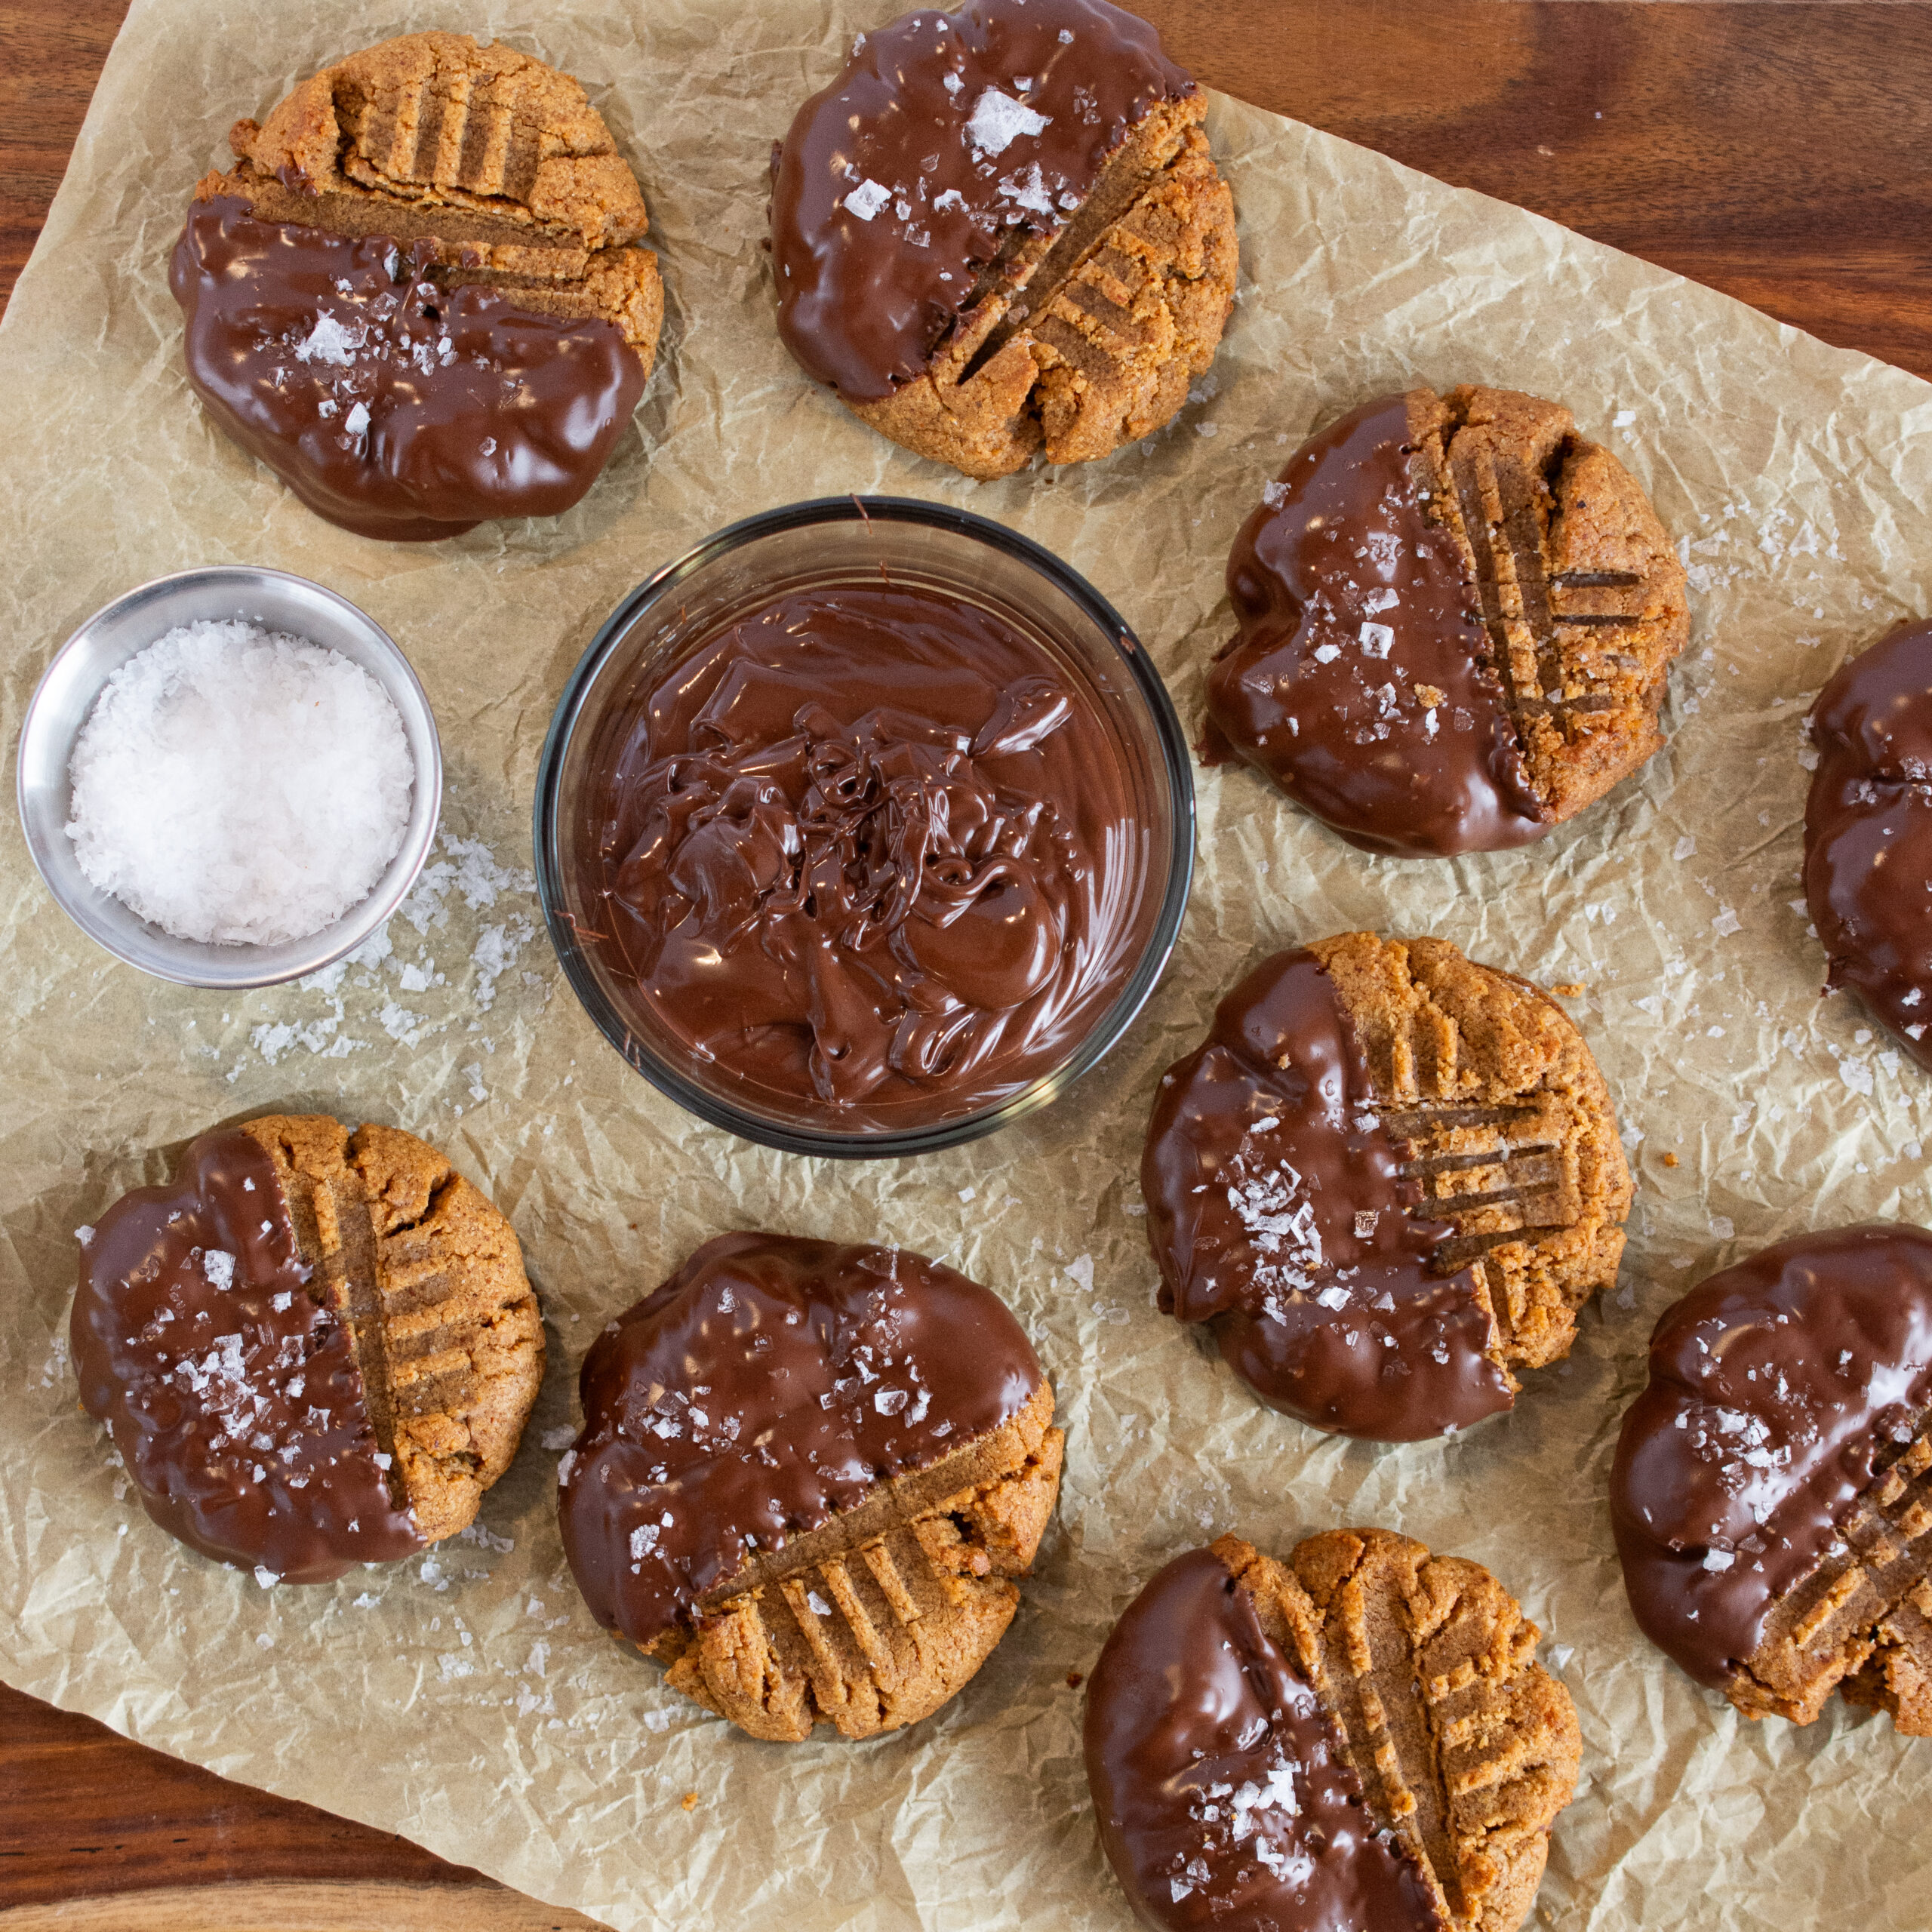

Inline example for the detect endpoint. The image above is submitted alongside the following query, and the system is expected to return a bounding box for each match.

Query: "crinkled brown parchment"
[3,4,1930,1928]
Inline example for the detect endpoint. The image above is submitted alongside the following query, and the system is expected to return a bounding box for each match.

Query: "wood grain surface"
[2,1,1927,1925]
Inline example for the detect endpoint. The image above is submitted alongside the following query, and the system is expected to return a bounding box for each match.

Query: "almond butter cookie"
[1804,618,1932,1074]
[71,1115,543,1584]
[1143,933,1630,1439]
[1204,386,1688,854]
[558,1232,1063,1740]
[770,0,1237,479]
[1611,1224,1932,1734]
[1085,1529,1580,1932]
[171,32,663,539]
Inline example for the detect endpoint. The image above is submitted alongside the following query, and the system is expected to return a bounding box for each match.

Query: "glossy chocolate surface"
[771,0,1192,399]
[70,1130,420,1585]
[580,580,1144,1127]
[1085,1546,1441,1932]
[1143,949,1512,1441]
[1804,619,1932,1073]
[1610,1225,1932,1687]
[1204,393,1544,857]
[558,1232,1042,1645]
[170,197,645,541]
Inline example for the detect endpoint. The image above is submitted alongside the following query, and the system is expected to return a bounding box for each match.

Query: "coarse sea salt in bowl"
[16,567,441,989]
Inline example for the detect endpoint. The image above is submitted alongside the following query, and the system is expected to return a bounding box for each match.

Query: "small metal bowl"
[16,567,442,989]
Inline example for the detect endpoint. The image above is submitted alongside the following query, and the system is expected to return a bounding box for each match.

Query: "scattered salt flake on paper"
[254,1566,279,1589]
[1712,907,1742,937]
[1673,835,1697,860]
[540,1426,577,1451]
[1065,1254,1096,1292]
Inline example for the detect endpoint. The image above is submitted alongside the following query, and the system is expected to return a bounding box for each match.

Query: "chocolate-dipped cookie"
[1143,934,1629,1440]
[558,1232,1063,1740]
[1204,386,1689,856]
[171,32,663,540]
[72,1115,543,1584]
[1611,1226,1932,1734]
[1085,1530,1580,1932]
[770,0,1236,479]
[1804,618,1932,1073]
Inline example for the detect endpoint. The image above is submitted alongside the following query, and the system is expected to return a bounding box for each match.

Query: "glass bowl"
[534,496,1195,1158]
[15,567,442,989]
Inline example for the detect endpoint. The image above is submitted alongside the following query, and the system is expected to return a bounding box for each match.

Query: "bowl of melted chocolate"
[535,497,1192,1154]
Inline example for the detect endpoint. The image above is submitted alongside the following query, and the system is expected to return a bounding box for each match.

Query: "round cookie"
[1803,618,1932,1073]
[71,1115,543,1585]
[1611,1225,1932,1734]
[558,1232,1063,1741]
[769,0,1237,479]
[1084,1530,1580,1932]
[1143,933,1629,1440]
[1204,386,1689,856]
[171,32,663,540]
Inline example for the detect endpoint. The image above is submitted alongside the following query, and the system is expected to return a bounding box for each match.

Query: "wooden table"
[2,3,1928,1926]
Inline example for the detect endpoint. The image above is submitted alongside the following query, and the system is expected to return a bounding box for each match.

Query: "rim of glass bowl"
[533,494,1197,1160]
[16,565,444,990]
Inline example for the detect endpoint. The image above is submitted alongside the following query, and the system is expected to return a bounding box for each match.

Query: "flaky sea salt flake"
[966,88,1051,155]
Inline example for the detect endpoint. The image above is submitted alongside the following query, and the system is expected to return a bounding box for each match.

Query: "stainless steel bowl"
[16,567,442,989]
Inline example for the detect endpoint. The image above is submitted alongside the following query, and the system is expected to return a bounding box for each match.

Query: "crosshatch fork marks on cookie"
[657,1423,1065,1742]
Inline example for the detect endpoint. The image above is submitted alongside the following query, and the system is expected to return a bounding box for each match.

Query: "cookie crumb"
[1663,1151,1679,1168]
[681,1790,700,1811]
[1066,1669,1084,1689]
[1552,983,1586,998]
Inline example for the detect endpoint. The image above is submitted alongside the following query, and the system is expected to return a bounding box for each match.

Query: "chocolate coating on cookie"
[1804,620,1932,1072]
[1205,392,1543,857]
[71,1130,421,1583]
[1143,949,1512,1440]
[170,198,645,540]
[771,0,1192,401]
[558,1232,1043,1647]
[1611,1225,1932,1695]
[1084,1545,1442,1932]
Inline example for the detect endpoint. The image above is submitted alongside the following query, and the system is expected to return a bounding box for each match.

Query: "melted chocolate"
[1143,950,1512,1441]
[1084,1546,1441,1932]
[580,581,1143,1128]
[170,197,645,541]
[1610,1225,1932,1688]
[1204,393,1544,857]
[557,1232,1042,1646]
[70,1130,420,1585]
[771,0,1193,400]
[1804,619,1932,1073]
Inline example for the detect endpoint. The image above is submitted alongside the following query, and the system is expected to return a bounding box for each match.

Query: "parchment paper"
[5,4,1930,1926]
